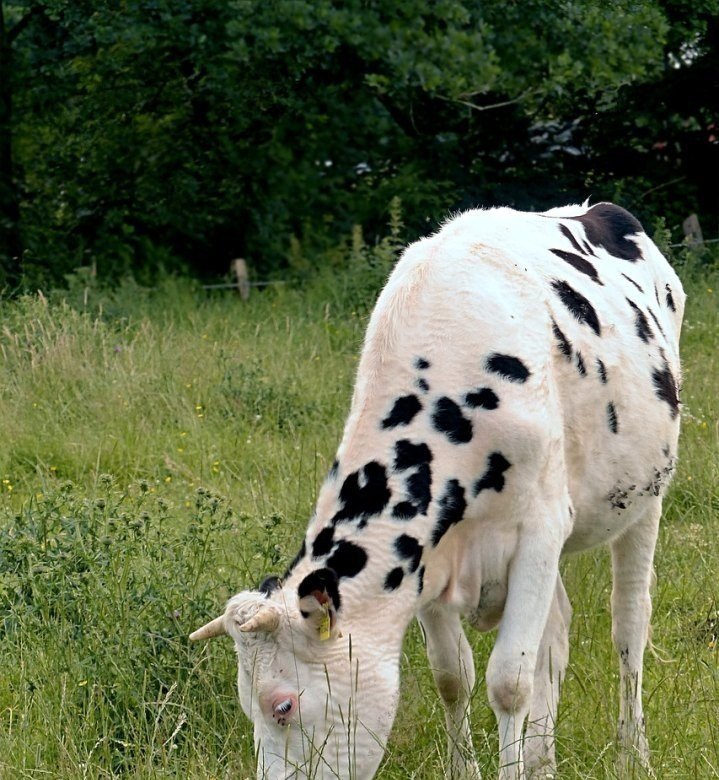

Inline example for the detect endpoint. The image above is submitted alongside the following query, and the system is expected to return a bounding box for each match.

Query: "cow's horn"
[239,606,281,633]
[189,616,226,641]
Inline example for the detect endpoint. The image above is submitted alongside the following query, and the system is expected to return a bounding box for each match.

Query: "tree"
[220,0,671,259]
[0,1,40,286]
[579,2,719,234]
[3,1,717,286]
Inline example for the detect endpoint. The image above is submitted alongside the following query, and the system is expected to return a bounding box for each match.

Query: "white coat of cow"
[192,202,684,779]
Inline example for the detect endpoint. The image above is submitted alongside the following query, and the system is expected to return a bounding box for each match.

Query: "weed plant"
[0,236,717,778]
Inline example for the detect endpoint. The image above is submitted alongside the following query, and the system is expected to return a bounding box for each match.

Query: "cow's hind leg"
[611,503,660,775]
[485,512,565,780]
[523,576,572,779]
[419,604,481,780]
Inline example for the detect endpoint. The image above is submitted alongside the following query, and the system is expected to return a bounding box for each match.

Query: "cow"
[191,202,685,779]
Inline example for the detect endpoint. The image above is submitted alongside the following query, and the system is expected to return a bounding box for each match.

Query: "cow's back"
[350,203,684,556]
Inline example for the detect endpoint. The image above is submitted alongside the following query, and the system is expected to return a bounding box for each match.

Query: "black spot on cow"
[298,568,341,612]
[394,440,433,471]
[283,539,306,579]
[432,397,473,444]
[596,358,608,384]
[417,565,425,594]
[416,377,430,393]
[559,224,587,255]
[332,461,391,526]
[464,387,499,410]
[608,484,631,511]
[328,460,339,480]
[394,534,423,573]
[551,279,602,336]
[647,308,666,339]
[575,352,587,376]
[550,248,602,284]
[607,402,619,434]
[569,203,643,261]
[652,362,680,419]
[626,298,654,343]
[552,319,573,362]
[394,439,433,516]
[474,452,512,497]
[665,284,676,312]
[259,575,282,596]
[326,540,368,579]
[407,466,432,514]
[384,567,404,591]
[382,395,422,429]
[644,466,667,497]
[392,501,419,520]
[432,479,467,546]
[312,526,335,557]
[415,357,431,370]
[621,273,644,294]
[486,353,531,383]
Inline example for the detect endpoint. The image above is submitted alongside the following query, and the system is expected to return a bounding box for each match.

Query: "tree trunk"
[0,1,24,287]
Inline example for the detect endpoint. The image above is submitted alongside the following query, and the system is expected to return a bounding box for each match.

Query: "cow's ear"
[259,575,282,596]
[297,568,341,641]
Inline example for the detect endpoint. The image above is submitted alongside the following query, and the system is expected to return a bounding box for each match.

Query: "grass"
[0,246,717,779]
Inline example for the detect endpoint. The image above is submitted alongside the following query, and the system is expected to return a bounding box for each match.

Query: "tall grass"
[0,240,716,778]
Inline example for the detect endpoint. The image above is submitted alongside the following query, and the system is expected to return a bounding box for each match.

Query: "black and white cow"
[192,202,684,779]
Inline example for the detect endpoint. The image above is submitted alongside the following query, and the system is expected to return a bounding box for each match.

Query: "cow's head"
[191,570,401,779]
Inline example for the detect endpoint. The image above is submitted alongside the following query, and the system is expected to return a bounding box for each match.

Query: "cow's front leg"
[611,504,660,775]
[419,604,481,780]
[523,576,572,779]
[486,521,565,780]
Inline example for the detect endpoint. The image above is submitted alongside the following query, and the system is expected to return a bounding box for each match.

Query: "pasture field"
[0,250,717,779]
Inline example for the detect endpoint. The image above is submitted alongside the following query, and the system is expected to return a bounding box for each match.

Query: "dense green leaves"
[1,0,717,286]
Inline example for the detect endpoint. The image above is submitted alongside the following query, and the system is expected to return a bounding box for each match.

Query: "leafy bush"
[297,196,405,316]
[0,479,262,774]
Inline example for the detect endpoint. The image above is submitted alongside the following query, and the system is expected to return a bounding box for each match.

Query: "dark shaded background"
[1,0,717,288]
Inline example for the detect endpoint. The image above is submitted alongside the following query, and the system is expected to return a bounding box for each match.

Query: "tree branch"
[638,176,686,200]
[436,89,534,113]
[374,91,422,139]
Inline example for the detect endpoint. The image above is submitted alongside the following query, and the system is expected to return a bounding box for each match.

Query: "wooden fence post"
[682,214,704,247]
[231,258,250,300]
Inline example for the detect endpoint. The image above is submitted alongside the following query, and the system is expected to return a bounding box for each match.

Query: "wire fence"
[204,235,719,293]
[201,280,285,290]
[668,237,719,248]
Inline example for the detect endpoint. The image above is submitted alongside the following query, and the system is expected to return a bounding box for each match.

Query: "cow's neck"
[282,337,456,634]
[284,451,440,638]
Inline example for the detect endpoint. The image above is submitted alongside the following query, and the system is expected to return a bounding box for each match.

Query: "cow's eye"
[271,695,297,724]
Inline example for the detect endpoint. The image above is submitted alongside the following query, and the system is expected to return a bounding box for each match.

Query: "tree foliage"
[1,0,717,286]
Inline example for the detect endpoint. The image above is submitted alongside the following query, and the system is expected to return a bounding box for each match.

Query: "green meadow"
[0,248,717,779]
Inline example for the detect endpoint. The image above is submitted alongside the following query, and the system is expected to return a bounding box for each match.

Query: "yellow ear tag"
[318,603,331,641]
